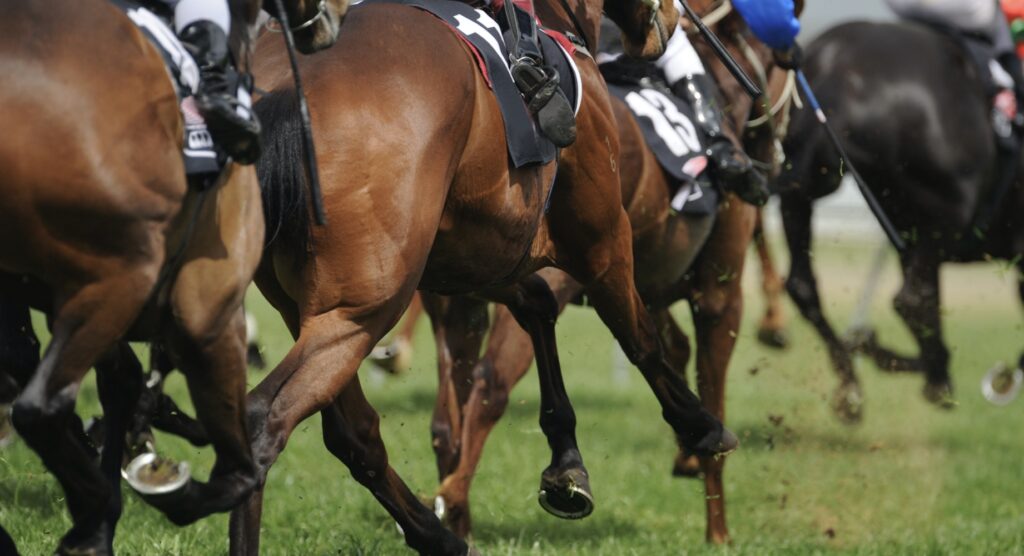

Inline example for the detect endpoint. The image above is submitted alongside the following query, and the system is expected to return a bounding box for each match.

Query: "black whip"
[795,70,906,251]
[679,0,762,99]
[272,0,328,225]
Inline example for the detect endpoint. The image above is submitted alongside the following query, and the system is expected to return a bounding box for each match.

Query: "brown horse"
[0,0,344,553]
[424,0,803,543]
[235,0,741,552]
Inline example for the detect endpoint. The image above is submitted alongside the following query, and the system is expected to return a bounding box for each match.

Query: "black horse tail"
[254,88,311,256]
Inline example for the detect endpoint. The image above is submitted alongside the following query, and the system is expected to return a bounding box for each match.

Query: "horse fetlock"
[830,381,864,425]
[10,392,75,438]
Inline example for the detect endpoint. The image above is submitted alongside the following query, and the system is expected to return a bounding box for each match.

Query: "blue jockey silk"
[732,0,800,50]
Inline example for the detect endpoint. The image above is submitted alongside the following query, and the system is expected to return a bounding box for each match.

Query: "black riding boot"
[672,73,769,206]
[507,8,576,147]
[179,21,261,164]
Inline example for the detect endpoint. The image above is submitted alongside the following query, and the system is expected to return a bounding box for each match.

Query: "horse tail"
[254,88,311,255]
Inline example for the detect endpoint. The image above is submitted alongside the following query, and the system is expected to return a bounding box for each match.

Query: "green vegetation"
[1,241,1022,555]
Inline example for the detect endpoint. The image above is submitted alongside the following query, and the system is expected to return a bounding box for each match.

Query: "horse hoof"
[691,425,739,457]
[124,452,191,496]
[981,363,1023,406]
[756,327,789,350]
[923,382,956,410]
[830,382,864,425]
[844,326,876,352]
[0,404,15,448]
[434,495,447,520]
[368,338,412,374]
[671,451,701,478]
[538,466,594,520]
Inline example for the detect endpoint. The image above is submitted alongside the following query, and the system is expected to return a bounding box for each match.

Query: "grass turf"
[1,240,1022,555]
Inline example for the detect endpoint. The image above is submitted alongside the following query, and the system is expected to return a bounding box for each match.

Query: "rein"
[265,0,328,32]
[554,0,592,52]
[271,0,329,225]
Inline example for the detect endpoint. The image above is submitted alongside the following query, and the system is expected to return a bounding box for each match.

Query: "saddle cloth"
[360,0,582,168]
[602,64,717,216]
[112,0,233,186]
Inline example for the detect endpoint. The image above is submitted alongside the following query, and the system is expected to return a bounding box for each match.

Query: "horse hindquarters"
[238,9,482,554]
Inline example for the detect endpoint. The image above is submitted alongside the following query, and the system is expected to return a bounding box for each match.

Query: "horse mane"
[254,88,312,256]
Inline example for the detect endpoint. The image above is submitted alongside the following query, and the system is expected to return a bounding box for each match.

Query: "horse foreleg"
[143,306,256,525]
[653,309,699,478]
[321,377,468,555]
[753,208,789,349]
[485,272,595,522]
[689,200,753,544]
[370,293,425,374]
[781,191,864,423]
[435,303,533,538]
[12,270,155,555]
[92,342,144,548]
[422,293,489,482]
[571,212,736,456]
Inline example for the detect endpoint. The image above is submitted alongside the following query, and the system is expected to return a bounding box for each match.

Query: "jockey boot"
[179,21,261,164]
[507,8,576,147]
[997,52,1024,132]
[672,73,770,206]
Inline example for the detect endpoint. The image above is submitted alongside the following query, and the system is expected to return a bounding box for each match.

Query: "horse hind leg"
[12,268,157,555]
[230,308,466,555]
[853,253,952,407]
[321,378,468,555]
[753,209,789,349]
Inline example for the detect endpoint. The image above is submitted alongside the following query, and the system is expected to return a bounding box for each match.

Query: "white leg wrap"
[175,0,231,34]
[656,22,707,85]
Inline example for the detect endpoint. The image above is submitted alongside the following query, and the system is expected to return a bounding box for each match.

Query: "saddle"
[112,0,237,189]
[600,59,719,217]
[360,0,582,167]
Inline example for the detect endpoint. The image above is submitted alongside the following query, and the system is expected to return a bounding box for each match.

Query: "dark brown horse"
[0,0,344,553]
[423,0,802,543]
[236,0,742,552]
[778,21,1024,421]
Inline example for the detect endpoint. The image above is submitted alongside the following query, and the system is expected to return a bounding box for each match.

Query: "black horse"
[777,20,1024,422]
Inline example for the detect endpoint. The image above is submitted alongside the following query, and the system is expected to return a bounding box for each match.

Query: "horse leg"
[562,210,736,455]
[753,208,789,349]
[230,309,466,556]
[437,269,582,537]
[780,191,864,423]
[0,296,40,447]
[687,200,754,544]
[656,309,700,478]
[370,293,425,374]
[91,342,145,550]
[321,377,469,555]
[481,273,597,520]
[423,293,489,482]
[853,251,951,406]
[139,305,256,524]
[12,271,155,554]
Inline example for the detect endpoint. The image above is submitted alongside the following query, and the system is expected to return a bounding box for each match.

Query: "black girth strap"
[555,0,591,52]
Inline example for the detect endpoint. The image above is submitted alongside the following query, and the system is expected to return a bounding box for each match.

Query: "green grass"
[2,239,1023,555]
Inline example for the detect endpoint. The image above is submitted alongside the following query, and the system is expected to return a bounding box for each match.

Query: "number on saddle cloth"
[731,0,800,50]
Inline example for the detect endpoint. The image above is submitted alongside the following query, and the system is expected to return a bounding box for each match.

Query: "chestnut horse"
[423,1,803,543]
[236,0,743,552]
[0,0,344,553]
